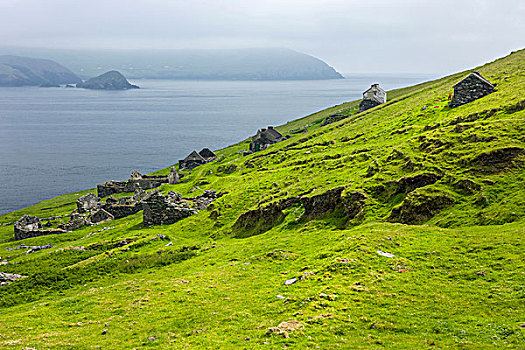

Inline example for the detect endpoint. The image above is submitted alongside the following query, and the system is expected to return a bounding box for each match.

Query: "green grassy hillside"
[0,50,524,349]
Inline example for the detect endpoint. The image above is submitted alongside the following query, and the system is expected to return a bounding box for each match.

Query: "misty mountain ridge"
[0,55,81,87]
[0,48,343,81]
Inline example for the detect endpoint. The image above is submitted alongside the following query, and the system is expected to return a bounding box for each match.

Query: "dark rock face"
[342,191,368,220]
[76,70,139,90]
[372,173,443,198]
[0,55,81,87]
[450,72,495,108]
[142,192,198,226]
[388,189,454,224]
[233,196,302,237]
[471,147,524,172]
[77,193,101,213]
[301,187,345,218]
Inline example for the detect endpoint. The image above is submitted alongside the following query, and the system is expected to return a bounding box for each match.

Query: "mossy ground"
[0,50,524,349]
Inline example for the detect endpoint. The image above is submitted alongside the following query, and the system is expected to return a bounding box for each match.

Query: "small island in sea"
[76,70,139,90]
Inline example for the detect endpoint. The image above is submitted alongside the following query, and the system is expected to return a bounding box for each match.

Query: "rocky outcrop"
[0,272,25,287]
[142,192,198,226]
[471,147,524,173]
[371,173,443,198]
[232,196,302,237]
[388,189,454,224]
[301,187,345,219]
[76,70,139,90]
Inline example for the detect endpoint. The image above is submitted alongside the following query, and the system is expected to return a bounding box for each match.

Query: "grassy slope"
[0,50,524,349]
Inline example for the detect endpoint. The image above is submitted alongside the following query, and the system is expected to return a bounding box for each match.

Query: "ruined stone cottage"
[359,84,386,112]
[97,168,178,198]
[178,148,217,170]
[450,71,495,108]
[249,126,284,152]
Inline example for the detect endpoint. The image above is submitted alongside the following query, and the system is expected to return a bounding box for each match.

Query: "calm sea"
[0,74,435,214]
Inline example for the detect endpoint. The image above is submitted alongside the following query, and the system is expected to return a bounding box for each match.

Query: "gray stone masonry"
[450,72,495,108]
[77,193,101,213]
[142,192,198,226]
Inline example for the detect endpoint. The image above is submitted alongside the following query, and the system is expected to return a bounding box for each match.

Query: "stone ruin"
[359,84,386,112]
[143,190,217,226]
[248,126,284,153]
[13,188,155,240]
[14,215,66,240]
[97,168,179,198]
[450,71,495,108]
[179,148,218,170]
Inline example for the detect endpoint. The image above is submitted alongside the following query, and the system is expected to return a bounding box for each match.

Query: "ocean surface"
[0,74,435,214]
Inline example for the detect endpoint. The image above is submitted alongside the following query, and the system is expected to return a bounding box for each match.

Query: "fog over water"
[0,75,433,214]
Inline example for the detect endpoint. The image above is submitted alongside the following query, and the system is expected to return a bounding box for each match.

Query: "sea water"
[0,74,435,214]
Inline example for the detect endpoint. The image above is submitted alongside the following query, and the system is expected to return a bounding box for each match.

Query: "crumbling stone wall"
[14,215,66,240]
[358,99,382,113]
[77,193,100,213]
[142,192,197,226]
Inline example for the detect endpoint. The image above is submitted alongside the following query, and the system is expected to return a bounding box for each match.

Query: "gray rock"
[284,278,298,285]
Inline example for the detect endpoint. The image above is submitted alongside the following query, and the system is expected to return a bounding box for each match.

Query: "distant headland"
[0,47,343,81]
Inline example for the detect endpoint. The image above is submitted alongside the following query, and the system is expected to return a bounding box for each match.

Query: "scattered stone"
[165,241,173,246]
[377,250,396,258]
[0,271,25,286]
[284,278,298,285]
[267,320,303,338]
[276,295,286,299]
[26,244,54,254]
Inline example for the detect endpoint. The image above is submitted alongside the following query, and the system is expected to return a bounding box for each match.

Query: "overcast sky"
[0,0,523,74]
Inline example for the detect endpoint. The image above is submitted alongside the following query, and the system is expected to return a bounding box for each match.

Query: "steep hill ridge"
[0,50,523,348]
[0,47,344,80]
[0,55,81,86]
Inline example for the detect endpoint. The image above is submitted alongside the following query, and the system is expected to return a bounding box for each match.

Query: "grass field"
[0,49,523,349]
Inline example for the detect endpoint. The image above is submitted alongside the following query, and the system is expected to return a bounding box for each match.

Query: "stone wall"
[358,99,382,113]
[142,192,198,226]
[14,215,67,240]
[450,74,494,108]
